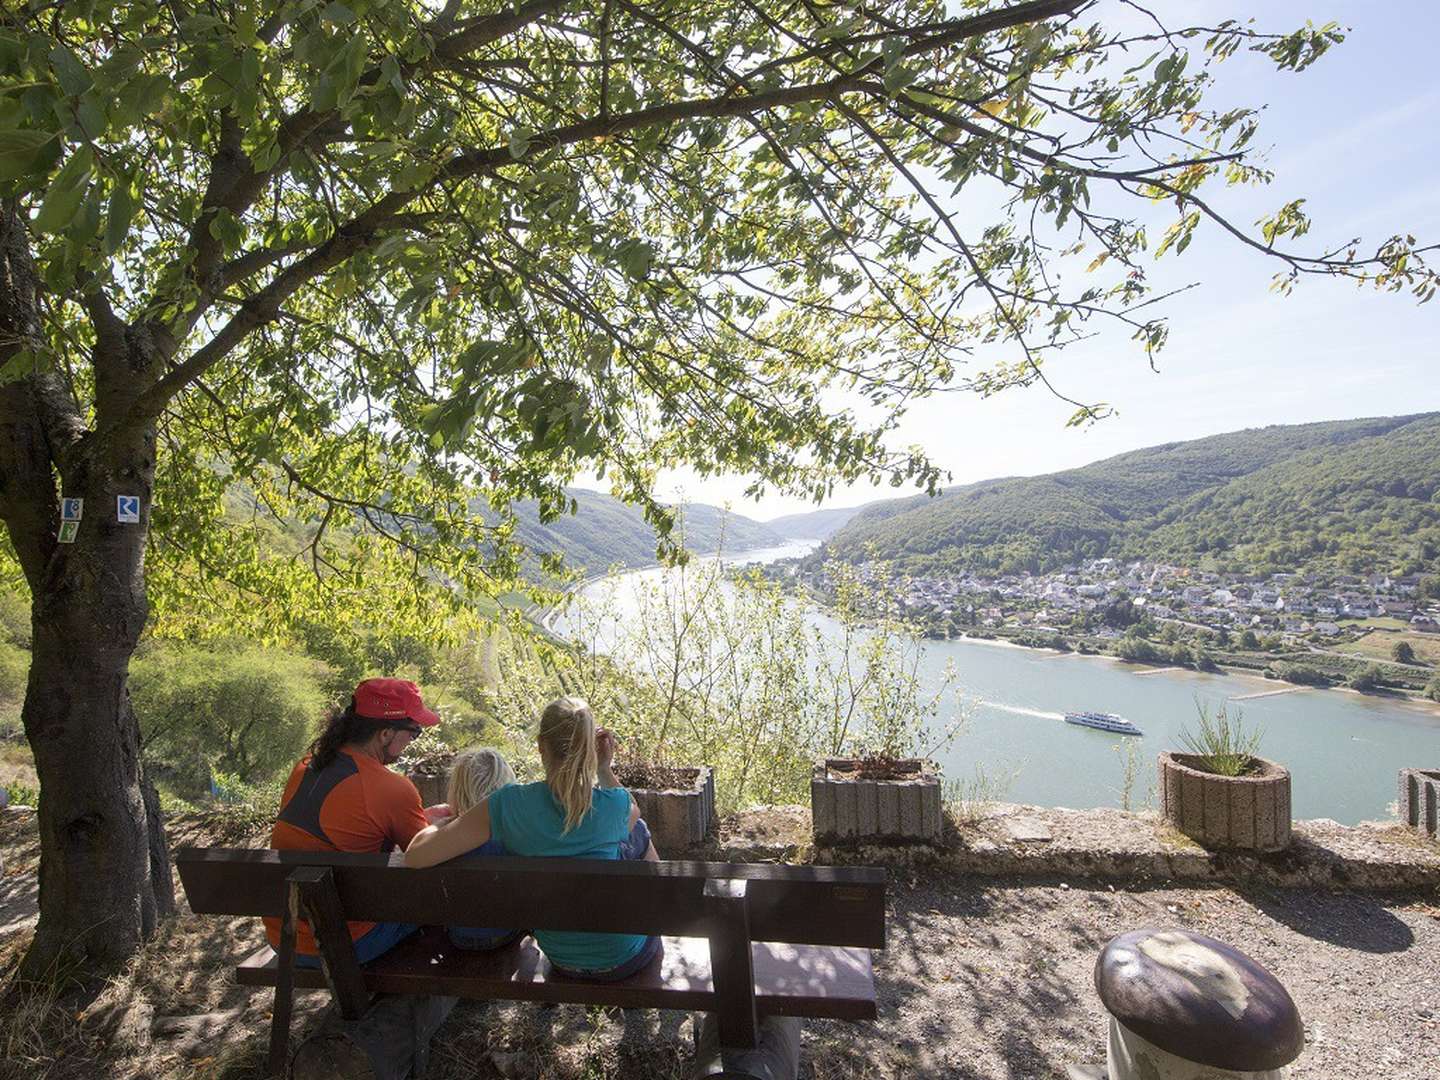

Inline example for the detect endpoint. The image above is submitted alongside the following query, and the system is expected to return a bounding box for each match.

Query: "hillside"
[764,505,865,540]
[504,489,781,574]
[822,414,1440,576]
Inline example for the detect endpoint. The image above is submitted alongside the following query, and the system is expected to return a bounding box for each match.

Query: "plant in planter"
[811,567,963,845]
[399,739,458,807]
[1159,703,1291,853]
[614,761,716,854]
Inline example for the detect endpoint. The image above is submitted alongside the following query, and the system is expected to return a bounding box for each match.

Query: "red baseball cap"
[353,678,441,727]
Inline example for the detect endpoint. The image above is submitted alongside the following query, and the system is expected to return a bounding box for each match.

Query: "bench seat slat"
[236,928,876,1020]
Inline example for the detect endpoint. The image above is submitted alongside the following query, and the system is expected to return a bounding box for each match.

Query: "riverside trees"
[0,0,1435,981]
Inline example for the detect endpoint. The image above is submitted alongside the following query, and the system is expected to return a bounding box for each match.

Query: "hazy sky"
[634,2,1440,520]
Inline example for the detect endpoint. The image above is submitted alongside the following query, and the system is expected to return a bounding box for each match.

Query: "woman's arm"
[403,797,492,868]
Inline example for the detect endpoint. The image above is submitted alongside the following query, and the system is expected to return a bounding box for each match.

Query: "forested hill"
[504,489,781,574]
[821,414,1440,576]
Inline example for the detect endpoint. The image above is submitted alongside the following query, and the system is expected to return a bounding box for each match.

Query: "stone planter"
[404,759,453,807]
[811,758,942,844]
[1398,768,1440,839]
[615,764,715,854]
[1159,752,1291,853]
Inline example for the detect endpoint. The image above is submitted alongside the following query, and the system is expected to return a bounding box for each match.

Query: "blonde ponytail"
[447,747,517,815]
[538,696,598,833]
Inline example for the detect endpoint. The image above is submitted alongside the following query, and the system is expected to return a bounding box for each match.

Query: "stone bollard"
[692,1014,801,1080]
[1080,927,1304,1080]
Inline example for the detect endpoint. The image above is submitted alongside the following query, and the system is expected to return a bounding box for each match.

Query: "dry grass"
[1336,629,1440,666]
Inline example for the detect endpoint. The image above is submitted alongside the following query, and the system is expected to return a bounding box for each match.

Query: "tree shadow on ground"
[1236,886,1415,954]
[800,871,1114,1079]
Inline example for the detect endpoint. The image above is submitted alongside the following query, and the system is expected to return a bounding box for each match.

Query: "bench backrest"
[176,847,887,948]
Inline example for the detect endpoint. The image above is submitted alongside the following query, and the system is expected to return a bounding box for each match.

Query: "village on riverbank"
[763,556,1440,699]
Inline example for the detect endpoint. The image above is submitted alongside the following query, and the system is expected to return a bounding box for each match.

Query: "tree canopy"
[4,0,1434,633]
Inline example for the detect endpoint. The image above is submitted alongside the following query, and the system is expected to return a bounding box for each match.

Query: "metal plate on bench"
[237,927,876,1020]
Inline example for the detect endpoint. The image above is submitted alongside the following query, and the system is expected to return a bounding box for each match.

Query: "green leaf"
[508,127,532,160]
[0,128,57,181]
[33,146,93,235]
[49,45,93,97]
[104,178,137,254]
[76,95,107,140]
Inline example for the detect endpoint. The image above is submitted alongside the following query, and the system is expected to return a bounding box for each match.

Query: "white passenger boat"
[1064,710,1143,736]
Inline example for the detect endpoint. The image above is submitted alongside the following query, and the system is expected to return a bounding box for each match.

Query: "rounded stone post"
[1093,928,1304,1079]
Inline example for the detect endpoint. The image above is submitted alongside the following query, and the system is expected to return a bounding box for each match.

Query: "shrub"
[0,641,29,707]
[131,641,332,796]
[1427,676,1440,703]
[0,591,29,648]
[1178,702,1263,777]
[1269,661,1330,687]
[1114,636,1161,663]
[1391,641,1417,665]
[4,778,38,806]
[1347,664,1386,692]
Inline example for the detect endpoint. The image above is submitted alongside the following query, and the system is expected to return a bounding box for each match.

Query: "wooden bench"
[176,847,886,1076]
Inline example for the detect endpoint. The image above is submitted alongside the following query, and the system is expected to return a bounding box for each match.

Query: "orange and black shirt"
[265,747,428,954]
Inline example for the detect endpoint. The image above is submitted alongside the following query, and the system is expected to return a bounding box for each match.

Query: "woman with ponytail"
[405,697,661,980]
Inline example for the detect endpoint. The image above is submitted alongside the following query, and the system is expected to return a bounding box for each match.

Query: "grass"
[1177,701,1263,777]
[1336,629,1440,667]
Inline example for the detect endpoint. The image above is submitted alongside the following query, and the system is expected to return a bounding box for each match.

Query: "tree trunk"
[17,433,173,981]
[0,201,172,982]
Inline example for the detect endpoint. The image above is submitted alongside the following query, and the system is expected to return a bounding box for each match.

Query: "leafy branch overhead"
[1,0,1434,616]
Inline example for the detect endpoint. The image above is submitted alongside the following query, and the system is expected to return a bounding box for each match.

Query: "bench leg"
[268,882,298,1076]
[704,878,759,1049]
[292,867,370,1021]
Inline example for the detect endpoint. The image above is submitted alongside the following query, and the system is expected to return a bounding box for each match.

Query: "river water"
[560,542,1440,824]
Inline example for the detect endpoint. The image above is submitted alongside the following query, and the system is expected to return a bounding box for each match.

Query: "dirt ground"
[2,809,1438,1080]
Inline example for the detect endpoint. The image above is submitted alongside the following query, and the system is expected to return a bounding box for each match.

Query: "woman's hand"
[404,798,492,868]
[595,727,618,768]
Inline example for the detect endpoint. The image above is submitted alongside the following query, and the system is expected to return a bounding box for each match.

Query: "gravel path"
[3,811,1438,1079]
[800,869,1439,1080]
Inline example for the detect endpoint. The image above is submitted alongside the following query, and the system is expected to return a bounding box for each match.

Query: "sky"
[628,1,1440,522]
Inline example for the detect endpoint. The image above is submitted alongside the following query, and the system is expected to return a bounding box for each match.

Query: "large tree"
[0,0,1433,980]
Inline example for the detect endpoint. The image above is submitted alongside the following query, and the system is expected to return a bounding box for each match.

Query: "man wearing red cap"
[266,678,449,965]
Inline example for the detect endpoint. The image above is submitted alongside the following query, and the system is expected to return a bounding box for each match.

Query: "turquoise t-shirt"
[487,781,647,972]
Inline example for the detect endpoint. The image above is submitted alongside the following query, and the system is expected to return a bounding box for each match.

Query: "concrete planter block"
[617,765,716,854]
[1398,769,1440,839]
[1158,753,1291,853]
[811,758,942,844]
[404,761,452,807]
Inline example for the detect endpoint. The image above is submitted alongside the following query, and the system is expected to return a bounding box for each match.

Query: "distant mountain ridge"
[821,414,1440,577]
[763,505,865,540]
[505,489,781,574]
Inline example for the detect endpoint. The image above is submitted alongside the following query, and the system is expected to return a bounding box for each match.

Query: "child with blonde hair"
[407,697,660,979]
[441,747,519,950]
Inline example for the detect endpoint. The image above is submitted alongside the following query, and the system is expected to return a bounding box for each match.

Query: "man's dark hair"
[309,701,386,771]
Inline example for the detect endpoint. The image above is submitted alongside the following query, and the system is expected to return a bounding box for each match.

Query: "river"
[557,542,1440,824]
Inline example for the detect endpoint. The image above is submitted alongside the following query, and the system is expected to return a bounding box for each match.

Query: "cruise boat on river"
[1064,710,1143,736]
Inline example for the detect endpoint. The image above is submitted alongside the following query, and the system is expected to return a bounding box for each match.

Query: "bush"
[1427,676,1440,703]
[1114,636,1162,663]
[1347,664,1386,692]
[0,641,29,707]
[1269,661,1330,687]
[131,641,332,797]
[4,778,38,807]
[1391,641,1417,665]
[0,590,29,648]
